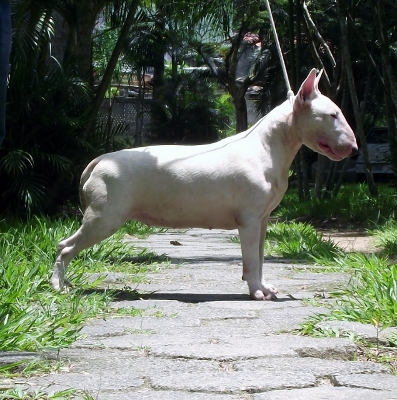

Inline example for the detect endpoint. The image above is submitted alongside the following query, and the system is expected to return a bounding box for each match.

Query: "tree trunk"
[233,92,248,133]
[82,0,139,139]
[336,0,377,196]
[152,4,166,102]
[76,0,96,84]
[314,155,325,198]
[295,0,310,200]
[369,0,397,138]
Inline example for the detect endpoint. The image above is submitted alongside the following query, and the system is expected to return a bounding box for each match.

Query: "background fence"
[99,96,152,142]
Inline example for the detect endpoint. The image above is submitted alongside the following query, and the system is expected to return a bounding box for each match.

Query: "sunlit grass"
[0,216,164,354]
[0,387,77,399]
[232,221,342,264]
[274,183,397,227]
[371,220,397,259]
[265,222,342,263]
[331,254,397,330]
[244,184,397,349]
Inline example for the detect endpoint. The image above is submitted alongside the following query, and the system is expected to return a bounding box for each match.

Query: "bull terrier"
[51,69,358,300]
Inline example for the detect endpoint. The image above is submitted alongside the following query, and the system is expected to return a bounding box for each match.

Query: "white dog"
[51,69,357,300]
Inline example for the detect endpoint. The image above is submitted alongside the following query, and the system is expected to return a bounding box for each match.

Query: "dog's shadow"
[82,287,296,303]
[84,253,298,303]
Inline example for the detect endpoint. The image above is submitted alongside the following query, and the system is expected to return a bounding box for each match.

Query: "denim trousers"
[0,0,11,146]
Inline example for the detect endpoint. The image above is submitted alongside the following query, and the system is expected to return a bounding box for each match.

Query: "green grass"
[372,220,397,258]
[0,217,164,354]
[232,221,342,264]
[250,184,397,349]
[331,254,397,329]
[0,388,77,399]
[119,220,167,238]
[265,222,342,263]
[275,183,397,227]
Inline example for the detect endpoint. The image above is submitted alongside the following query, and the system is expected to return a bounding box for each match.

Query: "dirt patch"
[324,232,378,253]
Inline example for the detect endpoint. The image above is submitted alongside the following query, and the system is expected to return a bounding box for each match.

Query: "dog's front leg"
[259,217,278,299]
[239,221,278,300]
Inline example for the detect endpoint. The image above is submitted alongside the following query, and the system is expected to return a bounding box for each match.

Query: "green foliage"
[331,254,397,331]
[0,387,76,399]
[1,61,88,216]
[93,24,124,82]
[1,56,127,217]
[120,220,167,238]
[265,222,342,263]
[232,221,342,264]
[150,71,233,143]
[0,217,150,352]
[302,252,397,347]
[0,4,129,218]
[274,184,397,227]
[372,220,397,258]
[274,184,397,339]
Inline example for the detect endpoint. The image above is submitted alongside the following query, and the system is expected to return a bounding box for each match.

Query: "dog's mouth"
[318,141,344,161]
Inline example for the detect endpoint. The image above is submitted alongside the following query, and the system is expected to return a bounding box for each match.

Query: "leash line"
[265,0,295,102]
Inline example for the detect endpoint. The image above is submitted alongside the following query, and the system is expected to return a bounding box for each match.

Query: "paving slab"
[1,228,397,399]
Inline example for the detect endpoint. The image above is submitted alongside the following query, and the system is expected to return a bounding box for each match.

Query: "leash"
[265,0,295,103]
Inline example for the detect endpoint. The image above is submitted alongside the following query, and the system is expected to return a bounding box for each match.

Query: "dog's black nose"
[351,146,359,156]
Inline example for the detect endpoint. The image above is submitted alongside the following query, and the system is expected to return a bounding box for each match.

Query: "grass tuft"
[232,221,342,264]
[275,183,397,227]
[331,253,397,330]
[265,222,342,263]
[0,387,76,399]
[371,220,397,258]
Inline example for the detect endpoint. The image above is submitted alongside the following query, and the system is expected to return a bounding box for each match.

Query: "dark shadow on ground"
[81,288,297,303]
[109,254,311,266]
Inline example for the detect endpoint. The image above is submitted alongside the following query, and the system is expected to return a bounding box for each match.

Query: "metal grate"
[99,97,152,138]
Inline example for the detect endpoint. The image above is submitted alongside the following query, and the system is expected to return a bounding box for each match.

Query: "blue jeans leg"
[0,0,11,147]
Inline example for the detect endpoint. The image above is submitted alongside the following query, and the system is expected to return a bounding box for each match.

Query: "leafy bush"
[150,71,234,144]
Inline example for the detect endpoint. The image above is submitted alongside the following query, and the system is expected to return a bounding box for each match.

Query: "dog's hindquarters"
[51,155,128,291]
[79,156,103,213]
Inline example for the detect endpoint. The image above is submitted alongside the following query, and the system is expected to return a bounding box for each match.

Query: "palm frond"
[0,150,34,176]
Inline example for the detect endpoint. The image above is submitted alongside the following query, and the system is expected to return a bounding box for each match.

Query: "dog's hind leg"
[51,206,126,292]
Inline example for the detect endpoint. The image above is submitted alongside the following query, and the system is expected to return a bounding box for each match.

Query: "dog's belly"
[130,205,239,230]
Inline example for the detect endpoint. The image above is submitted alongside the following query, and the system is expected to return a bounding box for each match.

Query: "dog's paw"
[262,283,278,299]
[50,277,73,293]
[249,283,278,301]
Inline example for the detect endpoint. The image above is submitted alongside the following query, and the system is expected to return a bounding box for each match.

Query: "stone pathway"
[2,229,397,399]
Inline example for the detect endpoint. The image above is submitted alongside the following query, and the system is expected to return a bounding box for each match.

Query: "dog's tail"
[79,156,102,212]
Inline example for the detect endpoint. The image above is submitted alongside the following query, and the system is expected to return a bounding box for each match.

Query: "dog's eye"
[331,112,338,119]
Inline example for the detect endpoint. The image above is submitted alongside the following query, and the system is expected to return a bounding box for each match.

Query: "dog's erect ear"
[314,69,323,92]
[294,68,321,110]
